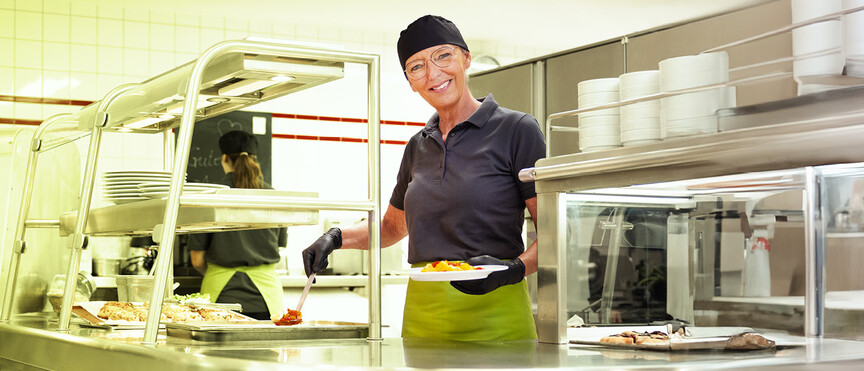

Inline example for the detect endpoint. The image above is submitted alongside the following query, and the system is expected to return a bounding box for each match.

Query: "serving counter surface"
[2,313,864,371]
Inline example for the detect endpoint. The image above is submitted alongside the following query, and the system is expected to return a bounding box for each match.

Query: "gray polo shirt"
[390,94,546,263]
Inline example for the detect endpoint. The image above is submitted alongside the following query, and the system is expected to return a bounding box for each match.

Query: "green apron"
[402,262,537,341]
[200,263,284,316]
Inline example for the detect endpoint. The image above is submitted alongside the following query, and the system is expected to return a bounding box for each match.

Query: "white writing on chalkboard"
[188,146,222,169]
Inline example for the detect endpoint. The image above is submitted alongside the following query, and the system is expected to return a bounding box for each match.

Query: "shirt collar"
[422,94,498,136]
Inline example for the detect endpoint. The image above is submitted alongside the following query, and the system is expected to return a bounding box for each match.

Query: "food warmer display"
[0,39,384,344]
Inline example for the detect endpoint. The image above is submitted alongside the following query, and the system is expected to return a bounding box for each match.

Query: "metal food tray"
[166,320,369,341]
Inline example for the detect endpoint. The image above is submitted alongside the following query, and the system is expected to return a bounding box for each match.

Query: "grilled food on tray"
[95,301,249,322]
[273,308,302,326]
[421,260,478,272]
[600,331,670,345]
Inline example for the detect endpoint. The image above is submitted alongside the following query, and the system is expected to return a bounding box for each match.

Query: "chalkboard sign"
[180,111,272,185]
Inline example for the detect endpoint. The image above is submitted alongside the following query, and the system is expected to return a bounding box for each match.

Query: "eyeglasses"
[404,46,459,80]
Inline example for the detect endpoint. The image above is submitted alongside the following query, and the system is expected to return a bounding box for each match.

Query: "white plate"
[408,265,507,282]
[104,177,173,183]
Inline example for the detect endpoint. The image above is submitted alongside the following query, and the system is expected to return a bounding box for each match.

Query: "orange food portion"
[273,309,302,326]
[421,260,478,272]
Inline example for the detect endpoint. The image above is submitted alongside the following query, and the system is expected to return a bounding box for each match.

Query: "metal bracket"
[12,240,25,254]
[66,233,89,250]
[600,221,634,230]
[94,111,109,127]
[30,138,42,152]
[152,224,163,243]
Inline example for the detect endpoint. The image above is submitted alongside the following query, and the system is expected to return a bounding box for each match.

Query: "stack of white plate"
[102,170,173,204]
[138,182,229,199]
[659,52,734,139]
[619,70,661,146]
[577,77,621,152]
[792,0,845,95]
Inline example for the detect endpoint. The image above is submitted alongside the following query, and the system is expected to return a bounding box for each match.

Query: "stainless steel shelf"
[58,190,320,237]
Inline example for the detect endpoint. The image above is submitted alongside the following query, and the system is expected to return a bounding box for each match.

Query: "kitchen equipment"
[116,275,169,302]
[46,272,96,313]
[165,321,369,341]
[296,273,315,312]
[92,258,123,276]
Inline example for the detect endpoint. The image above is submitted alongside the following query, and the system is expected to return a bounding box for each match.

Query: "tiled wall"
[0,0,550,273]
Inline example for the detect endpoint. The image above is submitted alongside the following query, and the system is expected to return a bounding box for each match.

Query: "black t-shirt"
[390,94,546,263]
[186,173,287,267]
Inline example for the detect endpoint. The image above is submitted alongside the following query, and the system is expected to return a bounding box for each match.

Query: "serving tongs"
[296,273,315,312]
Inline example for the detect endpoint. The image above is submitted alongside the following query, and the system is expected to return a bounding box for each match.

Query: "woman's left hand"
[450,255,525,295]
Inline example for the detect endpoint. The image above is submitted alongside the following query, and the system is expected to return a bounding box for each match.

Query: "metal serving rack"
[0,39,385,345]
[523,6,864,344]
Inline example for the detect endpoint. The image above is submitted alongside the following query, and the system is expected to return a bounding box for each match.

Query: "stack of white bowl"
[844,0,864,76]
[658,52,734,138]
[577,77,621,152]
[619,70,661,146]
[792,0,845,95]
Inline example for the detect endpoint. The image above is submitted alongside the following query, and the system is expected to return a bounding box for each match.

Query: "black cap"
[218,130,258,155]
[397,15,469,71]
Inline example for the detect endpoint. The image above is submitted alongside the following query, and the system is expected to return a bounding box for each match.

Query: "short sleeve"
[388,138,417,211]
[511,114,546,201]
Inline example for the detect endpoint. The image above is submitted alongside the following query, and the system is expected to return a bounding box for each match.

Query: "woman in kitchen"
[188,130,287,320]
[302,15,546,341]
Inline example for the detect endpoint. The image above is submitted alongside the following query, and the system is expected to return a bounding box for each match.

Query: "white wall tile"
[14,39,42,68]
[123,21,148,49]
[0,10,12,37]
[43,41,70,70]
[43,0,69,14]
[174,52,197,67]
[0,101,11,117]
[42,69,70,99]
[70,1,95,16]
[295,24,317,42]
[15,0,40,12]
[70,44,97,72]
[201,14,223,29]
[123,49,148,76]
[97,18,122,46]
[175,12,199,27]
[123,6,148,22]
[249,20,271,37]
[13,102,42,119]
[97,46,123,74]
[95,74,127,99]
[224,29,248,41]
[174,25,198,53]
[149,23,174,51]
[148,50,174,76]
[318,27,340,43]
[15,11,42,40]
[97,3,122,19]
[0,0,11,9]
[42,103,71,119]
[225,17,248,31]
[0,38,12,66]
[0,66,12,95]
[70,72,97,100]
[149,9,173,24]
[200,28,224,50]
[70,15,96,44]
[272,22,295,40]
[43,13,69,42]
[14,68,41,96]
[362,29,385,48]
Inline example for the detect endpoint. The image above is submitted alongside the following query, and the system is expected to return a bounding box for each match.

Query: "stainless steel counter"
[2,313,864,370]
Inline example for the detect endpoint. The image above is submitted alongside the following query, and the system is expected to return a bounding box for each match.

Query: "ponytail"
[227,152,263,189]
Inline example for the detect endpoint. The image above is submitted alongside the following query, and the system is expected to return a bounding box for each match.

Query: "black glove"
[302,228,342,277]
[450,255,525,295]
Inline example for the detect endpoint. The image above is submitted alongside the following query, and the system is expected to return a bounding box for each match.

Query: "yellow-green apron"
[402,262,537,341]
[200,263,284,316]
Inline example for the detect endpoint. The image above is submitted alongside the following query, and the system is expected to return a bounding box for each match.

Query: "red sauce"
[273,309,302,326]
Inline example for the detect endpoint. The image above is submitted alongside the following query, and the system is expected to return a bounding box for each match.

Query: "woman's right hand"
[302,228,342,276]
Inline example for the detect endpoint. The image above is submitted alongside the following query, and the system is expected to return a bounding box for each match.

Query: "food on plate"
[273,308,302,326]
[421,260,479,272]
[170,292,211,305]
[94,301,250,322]
[599,331,670,345]
[725,332,775,350]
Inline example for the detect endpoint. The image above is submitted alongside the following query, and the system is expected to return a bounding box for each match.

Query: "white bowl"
[621,128,661,142]
[621,117,661,132]
[659,52,729,90]
[578,115,620,128]
[581,145,622,153]
[578,134,621,149]
[578,91,619,104]
[846,0,864,57]
[580,124,621,138]
[661,88,735,120]
[578,78,620,94]
[620,70,660,99]
[621,101,660,122]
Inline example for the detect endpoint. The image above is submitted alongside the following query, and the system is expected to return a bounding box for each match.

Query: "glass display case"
[527,85,864,344]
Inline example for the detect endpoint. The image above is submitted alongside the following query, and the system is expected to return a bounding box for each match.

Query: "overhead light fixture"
[123,116,167,129]
[217,79,279,96]
[270,75,294,82]
[166,95,223,114]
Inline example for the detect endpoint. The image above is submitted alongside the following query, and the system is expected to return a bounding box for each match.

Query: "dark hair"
[227,152,263,189]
